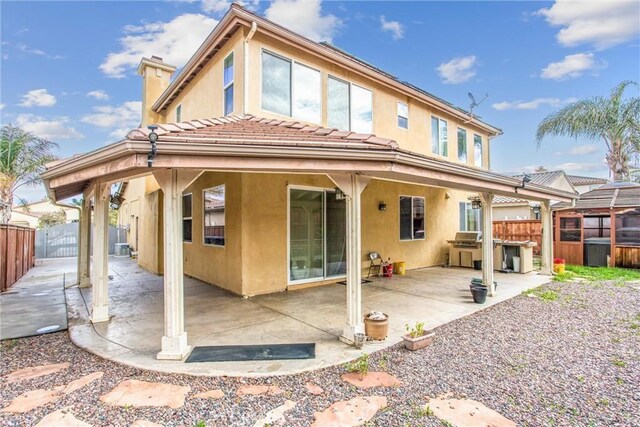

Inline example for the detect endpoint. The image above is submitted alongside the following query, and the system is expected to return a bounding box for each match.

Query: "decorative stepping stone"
[236,385,284,396]
[5,363,70,384]
[191,389,225,400]
[305,382,324,395]
[341,372,402,389]
[425,396,517,427]
[131,420,163,427]
[252,399,296,427]
[35,409,91,426]
[312,396,387,427]
[1,372,104,413]
[99,380,190,409]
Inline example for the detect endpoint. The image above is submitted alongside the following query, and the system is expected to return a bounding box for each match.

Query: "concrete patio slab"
[62,257,549,376]
[0,258,75,340]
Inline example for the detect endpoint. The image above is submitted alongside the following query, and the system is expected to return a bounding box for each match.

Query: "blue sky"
[2,0,639,202]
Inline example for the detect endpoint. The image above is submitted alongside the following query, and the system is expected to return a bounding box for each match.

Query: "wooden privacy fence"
[493,220,542,255]
[1,224,36,292]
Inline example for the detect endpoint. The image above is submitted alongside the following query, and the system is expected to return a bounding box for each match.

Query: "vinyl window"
[459,202,481,231]
[327,76,373,133]
[397,102,408,129]
[457,128,467,162]
[182,193,192,243]
[400,196,425,240]
[203,185,225,246]
[431,116,448,157]
[223,52,234,116]
[292,62,321,124]
[473,134,483,167]
[176,104,182,122]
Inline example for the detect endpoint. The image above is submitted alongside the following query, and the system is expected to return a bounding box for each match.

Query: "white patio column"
[153,168,202,360]
[330,173,370,345]
[91,183,110,323]
[540,200,553,275]
[480,193,495,296]
[78,197,92,288]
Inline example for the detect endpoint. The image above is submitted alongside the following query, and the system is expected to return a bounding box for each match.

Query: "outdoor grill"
[447,231,483,248]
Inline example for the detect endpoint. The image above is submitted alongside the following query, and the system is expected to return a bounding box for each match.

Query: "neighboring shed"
[553,182,640,268]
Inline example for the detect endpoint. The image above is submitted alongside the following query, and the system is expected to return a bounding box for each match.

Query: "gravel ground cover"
[1,278,639,426]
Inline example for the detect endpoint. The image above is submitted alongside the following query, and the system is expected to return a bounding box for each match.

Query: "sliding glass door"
[289,188,346,283]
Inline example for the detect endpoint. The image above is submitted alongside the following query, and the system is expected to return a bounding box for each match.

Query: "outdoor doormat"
[185,343,316,363]
[337,279,373,286]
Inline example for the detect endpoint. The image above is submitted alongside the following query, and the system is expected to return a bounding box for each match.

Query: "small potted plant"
[402,321,435,351]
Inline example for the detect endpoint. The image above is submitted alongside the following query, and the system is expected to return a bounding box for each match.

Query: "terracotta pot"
[402,331,435,351]
[364,313,389,341]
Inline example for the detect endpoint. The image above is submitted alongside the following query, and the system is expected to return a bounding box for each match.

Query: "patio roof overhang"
[42,115,576,203]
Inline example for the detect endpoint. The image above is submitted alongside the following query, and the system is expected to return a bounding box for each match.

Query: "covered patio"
[66,256,549,376]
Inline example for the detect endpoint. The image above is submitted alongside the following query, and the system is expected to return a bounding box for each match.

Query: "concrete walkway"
[0,258,75,340]
[66,258,550,376]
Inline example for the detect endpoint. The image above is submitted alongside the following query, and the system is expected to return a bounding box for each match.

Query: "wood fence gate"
[493,220,542,255]
[1,224,36,292]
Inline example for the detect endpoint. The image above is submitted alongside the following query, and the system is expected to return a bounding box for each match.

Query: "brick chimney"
[137,56,176,126]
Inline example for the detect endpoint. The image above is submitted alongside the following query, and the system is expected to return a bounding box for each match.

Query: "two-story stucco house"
[42,5,575,360]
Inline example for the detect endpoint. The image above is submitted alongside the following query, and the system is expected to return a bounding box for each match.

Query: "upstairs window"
[431,116,448,157]
[473,134,483,167]
[457,128,467,162]
[261,50,322,124]
[397,102,408,129]
[182,193,192,243]
[204,185,225,246]
[328,76,350,130]
[176,104,182,122]
[351,84,373,133]
[224,52,234,115]
[400,196,425,240]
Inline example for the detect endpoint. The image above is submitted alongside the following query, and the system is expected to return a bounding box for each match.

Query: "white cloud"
[553,161,605,173]
[202,0,231,14]
[380,16,404,40]
[492,97,577,111]
[536,0,640,50]
[81,101,142,134]
[0,103,5,110]
[436,55,477,84]
[540,53,604,80]
[100,13,218,78]
[568,144,599,155]
[15,114,83,140]
[19,89,57,107]
[264,0,341,42]
[87,90,110,101]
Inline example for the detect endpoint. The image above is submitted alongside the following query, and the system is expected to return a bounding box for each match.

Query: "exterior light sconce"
[335,188,345,200]
[471,199,482,210]
[147,125,159,168]
[378,201,387,211]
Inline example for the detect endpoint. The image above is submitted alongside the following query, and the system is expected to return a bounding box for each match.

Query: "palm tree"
[1,124,58,224]
[536,81,640,182]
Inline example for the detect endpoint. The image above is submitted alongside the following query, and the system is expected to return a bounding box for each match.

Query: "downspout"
[243,22,258,115]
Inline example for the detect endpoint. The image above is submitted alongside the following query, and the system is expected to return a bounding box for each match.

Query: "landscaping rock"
[4,363,70,384]
[426,395,517,427]
[252,399,296,427]
[236,385,284,396]
[311,396,387,427]
[191,389,225,400]
[99,379,190,409]
[35,409,91,427]
[341,372,401,389]
[305,382,324,395]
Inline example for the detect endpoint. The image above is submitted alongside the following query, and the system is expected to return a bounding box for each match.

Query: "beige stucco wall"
[493,205,534,220]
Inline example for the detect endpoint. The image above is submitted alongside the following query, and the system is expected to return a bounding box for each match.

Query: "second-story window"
[176,104,182,122]
[474,134,483,167]
[262,50,292,116]
[457,128,467,163]
[351,84,373,133]
[397,102,408,129]
[293,62,321,124]
[431,116,448,157]
[328,76,350,130]
[224,52,234,116]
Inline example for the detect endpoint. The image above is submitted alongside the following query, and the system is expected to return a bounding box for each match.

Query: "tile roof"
[512,170,566,187]
[554,182,640,210]
[493,195,535,205]
[127,115,399,150]
[566,175,609,186]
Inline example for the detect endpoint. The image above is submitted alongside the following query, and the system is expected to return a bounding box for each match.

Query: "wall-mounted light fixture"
[147,125,159,168]
[335,187,345,200]
[471,199,482,209]
[378,201,387,211]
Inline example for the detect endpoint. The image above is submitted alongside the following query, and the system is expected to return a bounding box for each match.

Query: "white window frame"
[327,75,350,130]
[431,115,448,157]
[327,74,374,133]
[397,101,408,130]
[473,134,483,167]
[260,48,322,125]
[182,193,192,244]
[460,202,481,232]
[202,184,225,248]
[286,184,347,286]
[176,104,182,123]
[223,51,234,116]
[399,195,426,241]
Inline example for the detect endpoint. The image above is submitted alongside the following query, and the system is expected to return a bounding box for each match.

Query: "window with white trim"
[203,185,225,246]
[457,128,467,162]
[182,193,192,243]
[327,76,373,133]
[351,84,373,133]
[261,50,321,123]
[223,52,234,116]
[176,104,182,122]
[398,102,408,129]
[473,134,483,167]
[400,196,425,240]
[431,116,448,157]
